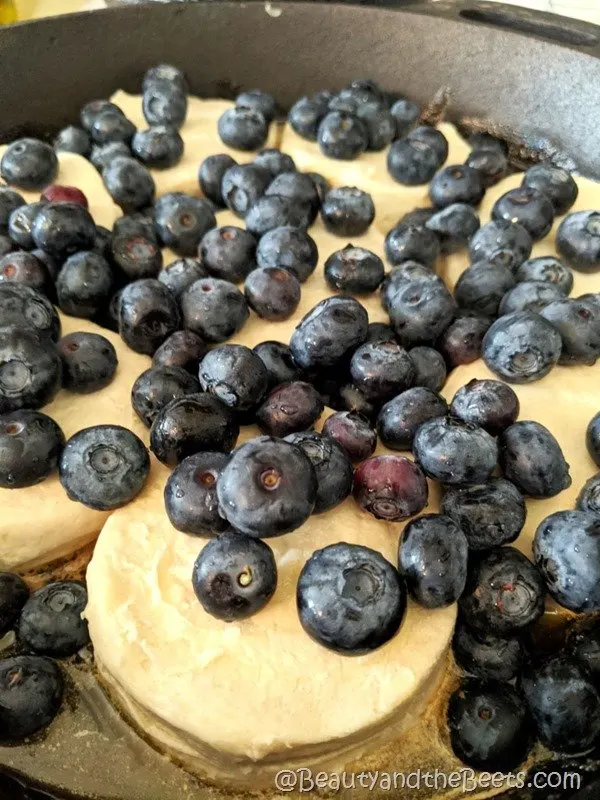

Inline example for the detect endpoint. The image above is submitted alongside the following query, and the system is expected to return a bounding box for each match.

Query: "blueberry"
[541,297,600,365]
[284,431,353,513]
[218,106,268,151]
[355,104,396,151]
[198,344,267,412]
[53,125,92,158]
[568,625,600,682]
[0,327,61,413]
[587,412,600,467]
[165,451,230,536]
[350,341,415,403]
[306,173,329,207]
[365,322,396,345]
[221,163,271,218]
[0,188,26,235]
[322,410,376,462]
[90,141,131,172]
[466,147,508,188]
[152,330,206,375]
[56,251,113,318]
[253,341,303,390]
[387,137,443,186]
[59,425,149,510]
[0,655,63,741]
[119,279,181,355]
[42,185,88,212]
[450,379,520,435]
[437,314,491,368]
[482,311,562,383]
[297,542,406,655]
[469,220,532,273]
[192,529,277,621]
[216,436,317,537]
[0,139,58,191]
[0,251,52,297]
[324,246,384,295]
[577,473,600,516]
[181,278,248,343]
[158,257,207,298]
[142,64,188,93]
[90,110,136,146]
[245,195,312,236]
[317,111,368,160]
[288,95,328,141]
[384,223,441,267]
[253,148,295,179]
[197,222,259,287]
[131,126,184,169]
[455,261,515,317]
[381,264,443,311]
[388,280,456,347]
[515,256,573,295]
[80,99,123,131]
[468,133,507,154]
[198,153,237,208]
[0,236,13,257]
[256,225,318,283]
[339,79,385,107]
[410,126,449,160]
[522,164,578,215]
[0,573,28,635]
[7,202,43,249]
[18,581,89,657]
[521,655,600,753]
[113,212,157,241]
[244,266,301,321]
[335,383,379,423]
[389,98,420,137]
[377,387,447,451]
[499,280,565,317]
[290,296,368,370]
[31,249,60,283]
[111,231,163,280]
[150,393,236,470]
[132,366,200,428]
[556,210,600,273]
[102,157,155,212]
[265,172,319,221]
[408,346,447,392]
[353,455,428,521]
[58,332,117,394]
[414,416,498,487]
[256,381,324,437]
[0,283,60,342]
[154,192,216,257]
[32,202,96,259]
[429,165,484,209]
[448,679,533,771]
[234,90,277,126]
[143,81,188,129]
[320,186,375,237]
[460,546,545,635]
[499,420,571,497]
[453,621,526,682]
[425,203,480,252]
[0,410,64,489]
[492,187,554,242]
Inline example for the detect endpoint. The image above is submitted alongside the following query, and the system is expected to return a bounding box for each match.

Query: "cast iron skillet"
[0,2,599,798]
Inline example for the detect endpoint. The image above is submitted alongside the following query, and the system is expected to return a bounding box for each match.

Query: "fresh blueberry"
[521,655,600,753]
[253,341,303,389]
[568,625,600,682]
[338,79,385,107]
[388,279,456,347]
[350,341,415,403]
[158,257,207,298]
[0,573,28,635]
[154,192,216,257]
[515,256,573,295]
[142,64,188,93]
[0,139,58,190]
[469,220,532,273]
[453,620,526,682]
[365,322,396,345]
[18,581,89,657]
[253,148,295,179]
[90,110,136,146]
[482,311,562,383]
[32,202,96,259]
[556,211,600,273]
[387,136,444,186]
[322,410,376,462]
[335,383,379,423]
[192,529,277,621]
[307,172,330,205]
[119,279,181,355]
[499,280,565,316]
[355,104,396,151]
[384,223,441,267]
[245,195,312,236]
[408,346,447,392]
[56,251,114,318]
[448,679,533,771]
[409,125,449,161]
[143,81,188,129]
[288,95,328,141]
[541,297,600,365]
[199,226,256,284]
[235,89,277,123]
[131,126,184,169]
[390,98,420,137]
[290,296,368,370]
[132,365,199,428]
[113,213,159,242]
[152,330,206,374]
[0,188,26,235]
[164,451,230,536]
[90,141,131,172]
[577,473,600,516]
[317,111,368,160]
[468,133,507,153]
[587,412,600,467]
[377,387,447,451]
[265,171,319,220]
[53,125,92,157]
[454,261,515,317]
[256,225,318,283]
[353,455,428,521]
[31,248,60,283]
[426,203,480,252]
[284,431,353,513]
[58,332,117,394]
[102,157,155,212]
[181,278,249,343]
[218,106,268,151]
[221,163,271,218]
[198,153,237,208]
[216,436,317,537]
[297,542,406,655]
[522,164,578,215]
[0,236,13,257]
[0,251,52,297]
[199,344,267,412]
[320,186,374,236]
[492,187,554,242]
[111,230,163,280]
[41,184,88,208]
[324,246,384,294]
[450,379,520,435]
[499,420,571,498]
[255,381,324,437]
[80,99,124,131]
[465,147,508,188]
[59,425,149,510]
[0,655,63,741]
[0,327,61,413]
[244,266,301,321]
[0,283,60,342]
[381,264,443,312]
[437,313,491,368]
[0,410,64,489]
[429,165,484,209]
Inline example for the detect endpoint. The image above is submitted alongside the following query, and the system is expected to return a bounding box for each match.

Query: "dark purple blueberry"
[429,164,484,209]
[588,412,600,467]
[284,430,353,513]
[58,332,117,394]
[448,679,533,771]
[152,330,206,375]
[0,139,58,191]
[482,311,562,383]
[7,201,44,249]
[253,341,303,390]
[468,133,507,153]
[288,95,328,141]
[556,211,600,273]
[244,266,301,321]
[389,98,420,137]
[320,186,375,236]
[180,278,249,343]
[469,220,532,273]
[216,436,317,537]
[441,479,526,551]
[31,249,60,283]
[255,381,324,437]
[521,655,600,754]
[131,126,184,169]
[307,171,330,204]
[42,186,88,212]
[541,297,600,365]
[245,195,312,236]
[350,341,415,403]
[102,156,155,212]
[355,104,396,151]
[382,264,442,315]
[438,314,491,368]
[377,387,447,451]
[0,251,51,297]
[322,410,376,462]
[388,279,456,347]
[425,203,480,252]
[111,231,163,280]
[164,451,230,536]
[143,81,188,129]
[0,283,60,342]
[32,202,96,259]
[150,393,239,467]
[338,79,385,107]
[0,655,63,741]
[454,261,515,317]
[499,420,571,498]
[466,147,508,188]
[492,187,554,242]
[522,164,578,215]
[235,90,277,124]
[515,256,573,295]
[198,344,267,412]
[325,246,384,295]
[290,295,368,370]
[192,530,277,621]
[119,279,181,355]
[499,280,565,316]
[198,153,237,208]
[80,99,123,131]
[253,149,295,178]
[384,223,441,267]
[199,225,256,283]
[142,64,188,93]
[450,378,520,435]
[410,126,449,160]
[297,542,406,655]
[265,172,319,221]
[59,425,150,510]
[113,211,157,241]
[90,141,131,172]
[0,574,28,635]
[90,111,135,146]
[221,163,271,218]
[408,346,447,392]
[132,365,199,428]
[256,225,318,283]
[365,322,396,345]
[0,410,64,489]
[577,473,600,516]
[335,383,379,423]
[218,106,268,151]
[154,192,216,257]
[0,189,25,237]
[317,111,368,160]
[92,225,112,260]
[0,327,61,413]
[414,416,498,487]
[453,621,526,682]
[0,236,12,257]
[387,136,444,186]
[568,625,600,682]
[18,581,89,657]
[53,125,91,157]
[158,257,207,298]
[353,455,428,521]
